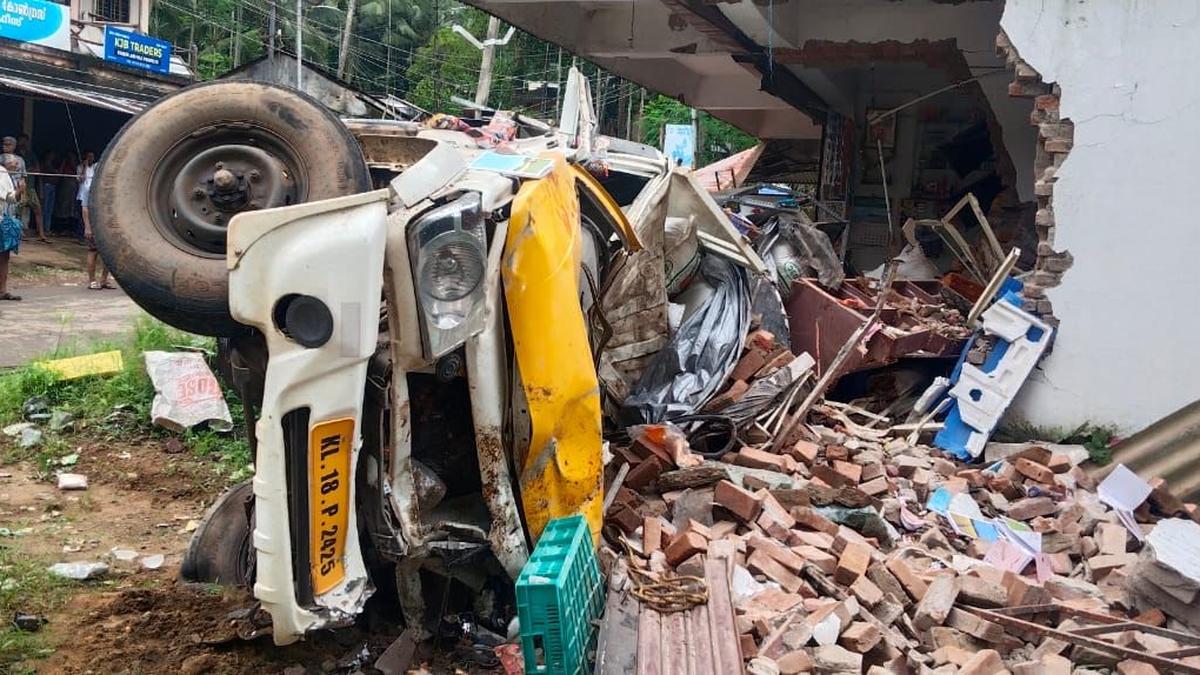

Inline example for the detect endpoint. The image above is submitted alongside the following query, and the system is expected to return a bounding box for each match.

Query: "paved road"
[0,282,143,367]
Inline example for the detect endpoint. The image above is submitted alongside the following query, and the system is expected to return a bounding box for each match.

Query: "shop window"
[93,0,131,23]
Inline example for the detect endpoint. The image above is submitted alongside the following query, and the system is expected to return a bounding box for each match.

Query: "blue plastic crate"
[515,515,604,675]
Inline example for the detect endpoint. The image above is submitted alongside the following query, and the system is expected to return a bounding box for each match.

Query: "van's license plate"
[309,417,355,595]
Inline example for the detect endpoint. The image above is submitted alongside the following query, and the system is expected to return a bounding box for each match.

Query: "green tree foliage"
[640,94,758,167]
[147,1,758,165]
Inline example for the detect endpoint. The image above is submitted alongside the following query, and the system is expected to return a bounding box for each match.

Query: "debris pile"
[601,414,1200,673]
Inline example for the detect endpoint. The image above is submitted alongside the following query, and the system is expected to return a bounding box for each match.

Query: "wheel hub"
[165,143,298,255]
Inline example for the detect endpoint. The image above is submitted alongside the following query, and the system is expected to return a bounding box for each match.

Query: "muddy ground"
[0,434,486,674]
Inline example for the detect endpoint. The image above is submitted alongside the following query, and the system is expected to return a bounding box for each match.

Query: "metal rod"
[970,607,1200,675]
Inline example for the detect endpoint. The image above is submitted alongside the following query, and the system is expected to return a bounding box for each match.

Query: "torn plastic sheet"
[144,351,233,433]
[621,255,750,424]
[719,352,815,428]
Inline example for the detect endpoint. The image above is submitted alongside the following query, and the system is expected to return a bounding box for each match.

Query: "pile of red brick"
[602,422,1200,674]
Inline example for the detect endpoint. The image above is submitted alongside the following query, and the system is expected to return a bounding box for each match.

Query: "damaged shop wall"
[726,0,1039,200]
[1000,0,1200,432]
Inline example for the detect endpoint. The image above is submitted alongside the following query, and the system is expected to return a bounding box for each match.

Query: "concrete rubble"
[599,351,1200,673]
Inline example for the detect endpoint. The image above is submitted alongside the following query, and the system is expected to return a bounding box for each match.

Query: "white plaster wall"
[1003,0,1200,432]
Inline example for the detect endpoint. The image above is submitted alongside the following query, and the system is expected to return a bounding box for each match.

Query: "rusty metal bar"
[1163,647,1200,659]
[995,604,1200,647]
[1073,622,1141,636]
[968,607,1200,675]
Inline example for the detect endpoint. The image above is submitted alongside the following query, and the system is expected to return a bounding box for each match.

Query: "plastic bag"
[144,351,233,433]
[621,256,750,424]
[627,422,702,468]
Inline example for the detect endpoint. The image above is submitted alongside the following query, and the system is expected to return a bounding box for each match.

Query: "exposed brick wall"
[997,30,1072,327]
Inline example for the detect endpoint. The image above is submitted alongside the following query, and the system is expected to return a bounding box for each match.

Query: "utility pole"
[552,47,561,119]
[295,0,303,89]
[691,106,701,165]
[268,0,276,67]
[473,15,501,109]
[188,0,196,69]
[336,0,358,80]
[233,4,242,67]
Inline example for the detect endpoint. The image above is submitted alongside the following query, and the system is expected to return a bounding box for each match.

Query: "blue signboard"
[104,26,171,75]
[0,0,70,51]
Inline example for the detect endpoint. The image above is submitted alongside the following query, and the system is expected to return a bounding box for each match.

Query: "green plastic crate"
[515,515,604,675]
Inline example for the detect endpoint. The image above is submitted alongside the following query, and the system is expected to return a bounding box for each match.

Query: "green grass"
[0,316,251,478]
[0,546,74,673]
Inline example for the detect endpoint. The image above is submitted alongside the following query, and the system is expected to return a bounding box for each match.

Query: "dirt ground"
[0,434,489,674]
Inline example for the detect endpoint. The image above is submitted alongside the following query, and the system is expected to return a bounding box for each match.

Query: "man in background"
[78,152,110,290]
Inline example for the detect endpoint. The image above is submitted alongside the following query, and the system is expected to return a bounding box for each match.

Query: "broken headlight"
[408,192,487,358]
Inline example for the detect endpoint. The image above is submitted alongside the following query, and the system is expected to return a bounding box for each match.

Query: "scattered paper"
[1097,464,1152,541]
[926,488,952,515]
[983,539,1033,574]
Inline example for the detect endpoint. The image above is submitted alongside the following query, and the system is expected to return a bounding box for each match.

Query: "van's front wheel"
[91,81,372,336]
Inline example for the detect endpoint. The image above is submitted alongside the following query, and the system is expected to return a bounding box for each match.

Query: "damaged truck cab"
[91,74,660,644]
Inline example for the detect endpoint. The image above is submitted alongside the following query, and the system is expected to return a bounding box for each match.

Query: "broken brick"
[793,545,837,575]
[790,440,820,465]
[885,557,928,601]
[735,447,791,472]
[913,575,959,630]
[624,456,664,491]
[1007,496,1058,521]
[791,507,840,535]
[713,480,762,523]
[1014,457,1055,484]
[959,649,1005,675]
[664,531,707,567]
[748,549,802,593]
[839,621,881,653]
[834,541,872,586]
[832,460,862,485]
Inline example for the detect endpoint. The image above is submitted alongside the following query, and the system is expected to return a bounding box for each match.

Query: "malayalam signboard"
[663,123,697,169]
[0,0,70,51]
[104,26,172,75]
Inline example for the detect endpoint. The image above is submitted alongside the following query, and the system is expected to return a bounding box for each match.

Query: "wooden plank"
[597,583,640,675]
[664,610,688,675]
[704,556,745,673]
[637,605,662,675]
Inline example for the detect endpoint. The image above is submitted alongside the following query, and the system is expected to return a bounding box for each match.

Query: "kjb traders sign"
[0,0,70,51]
[104,26,171,75]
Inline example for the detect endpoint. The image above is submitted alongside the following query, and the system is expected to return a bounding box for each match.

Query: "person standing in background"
[39,149,59,234]
[58,151,80,242]
[0,159,23,300]
[78,153,110,290]
[0,136,45,242]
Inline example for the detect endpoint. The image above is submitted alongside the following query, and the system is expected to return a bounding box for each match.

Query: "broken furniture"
[785,277,970,378]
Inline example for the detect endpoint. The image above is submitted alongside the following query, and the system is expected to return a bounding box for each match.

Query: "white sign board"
[663,123,696,169]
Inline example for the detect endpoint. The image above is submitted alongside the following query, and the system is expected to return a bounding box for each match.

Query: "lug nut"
[215,161,224,169]
[213,214,224,224]
[248,170,261,182]
[192,187,205,200]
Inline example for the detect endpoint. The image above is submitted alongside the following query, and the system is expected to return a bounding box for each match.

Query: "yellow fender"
[503,155,603,545]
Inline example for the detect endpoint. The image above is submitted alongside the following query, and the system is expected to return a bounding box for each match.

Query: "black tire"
[91,81,372,336]
[180,480,255,586]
